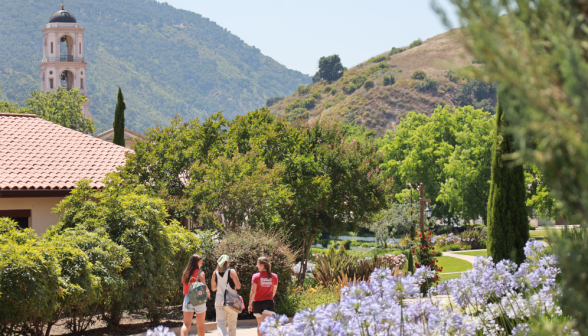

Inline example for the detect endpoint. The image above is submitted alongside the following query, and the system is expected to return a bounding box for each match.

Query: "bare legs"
[255,314,272,336]
[181,311,206,336]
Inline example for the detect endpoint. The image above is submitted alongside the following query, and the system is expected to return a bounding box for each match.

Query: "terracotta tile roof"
[0,113,131,190]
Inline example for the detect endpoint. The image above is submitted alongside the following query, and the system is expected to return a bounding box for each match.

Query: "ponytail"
[258,256,272,279]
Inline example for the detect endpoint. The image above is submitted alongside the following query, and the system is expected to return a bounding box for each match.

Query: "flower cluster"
[380,254,407,269]
[260,241,576,336]
[146,326,175,336]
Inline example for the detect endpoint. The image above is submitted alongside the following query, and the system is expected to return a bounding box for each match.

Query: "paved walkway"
[190,326,259,336]
[442,251,477,263]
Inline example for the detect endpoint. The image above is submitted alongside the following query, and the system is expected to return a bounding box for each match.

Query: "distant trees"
[383,76,395,86]
[0,88,94,134]
[411,70,427,80]
[266,96,284,107]
[410,38,423,48]
[112,87,126,147]
[380,105,494,225]
[318,55,344,82]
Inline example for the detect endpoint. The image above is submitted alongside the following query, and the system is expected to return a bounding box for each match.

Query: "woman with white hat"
[211,254,242,336]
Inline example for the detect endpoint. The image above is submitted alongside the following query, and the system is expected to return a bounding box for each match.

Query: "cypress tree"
[487,99,529,264]
[112,87,126,147]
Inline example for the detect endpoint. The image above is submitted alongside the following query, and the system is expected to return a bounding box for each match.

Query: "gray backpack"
[188,270,207,306]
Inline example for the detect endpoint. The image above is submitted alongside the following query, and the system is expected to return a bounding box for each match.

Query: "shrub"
[286,107,309,123]
[383,75,395,86]
[320,239,329,248]
[529,223,537,231]
[417,77,438,92]
[350,241,361,247]
[53,178,189,325]
[312,253,403,287]
[361,242,371,248]
[411,70,427,80]
[445,70,461,83]
[0,219,61,335]
[341,240,351,250]
[369,55,389,63]
[214,227,295,316]
[266,96,284,107]
[389,47,406,55]
[276,285,339,317]
[363,80,375,90]
[311,92,322,100]
[459,228,487,249]
[331,87,338,95]
[446,244,462,251]
[297,85,310,95]
[327,245,337,256]
[410,38,423,48]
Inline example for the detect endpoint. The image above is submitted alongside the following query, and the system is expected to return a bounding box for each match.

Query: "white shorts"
[182,294,207,314]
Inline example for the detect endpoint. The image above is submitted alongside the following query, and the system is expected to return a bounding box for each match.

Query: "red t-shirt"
[251,272,278,302]
[183,269,201,295]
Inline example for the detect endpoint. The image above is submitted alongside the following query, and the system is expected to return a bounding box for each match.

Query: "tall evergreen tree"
[113,87,126,147]
[487,99,529,264]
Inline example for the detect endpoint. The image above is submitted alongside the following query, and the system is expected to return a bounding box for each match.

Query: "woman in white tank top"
[211,254,241,336]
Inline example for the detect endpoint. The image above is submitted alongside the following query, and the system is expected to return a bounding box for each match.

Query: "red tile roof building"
[0,113,131,233]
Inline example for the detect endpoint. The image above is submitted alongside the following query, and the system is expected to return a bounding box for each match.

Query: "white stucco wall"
[0,197,64,235]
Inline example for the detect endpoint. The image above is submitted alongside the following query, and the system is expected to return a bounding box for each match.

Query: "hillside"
[268,30,496,134]
[0,0,310,133]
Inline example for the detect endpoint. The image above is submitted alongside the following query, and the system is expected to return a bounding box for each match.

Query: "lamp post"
[418,183,431,234]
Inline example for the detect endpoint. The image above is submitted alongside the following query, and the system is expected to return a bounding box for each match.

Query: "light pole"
[418,183,431,234]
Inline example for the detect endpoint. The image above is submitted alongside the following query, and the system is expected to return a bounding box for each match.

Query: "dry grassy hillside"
[269,30,495,134]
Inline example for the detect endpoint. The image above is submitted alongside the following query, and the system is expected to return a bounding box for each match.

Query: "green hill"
[0,0,310,133]
[268,30,496,134]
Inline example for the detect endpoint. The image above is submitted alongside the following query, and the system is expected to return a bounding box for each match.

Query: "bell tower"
[40,4,90,117]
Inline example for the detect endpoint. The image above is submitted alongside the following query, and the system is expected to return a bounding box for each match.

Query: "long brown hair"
[258,256,271,279]
[182,254,202,284]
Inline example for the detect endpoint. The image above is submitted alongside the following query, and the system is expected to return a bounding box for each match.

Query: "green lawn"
[529,230,549,238]
[436,256,472,273]
[439,272,463,282]
[453,250,488,257]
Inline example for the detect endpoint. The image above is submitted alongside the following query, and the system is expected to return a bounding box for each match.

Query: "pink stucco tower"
[39,4,90,118]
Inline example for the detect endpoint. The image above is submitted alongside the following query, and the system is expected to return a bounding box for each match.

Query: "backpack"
[188,270,207,306]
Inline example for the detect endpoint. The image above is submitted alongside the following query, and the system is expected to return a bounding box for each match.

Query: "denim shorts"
[182,294,207,314]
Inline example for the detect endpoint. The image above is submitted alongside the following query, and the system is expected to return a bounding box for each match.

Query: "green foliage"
[53,177,201,324]
[297,85,310,95]
[414,235,439,291]
[277,285,339,316]
[285,97,316,112]
[312,253,401,287]
[266,96,285,107]
[410,38,423,48]
[214,227,295,315]
[0,88,95,134]
[368,202,417,246]
[286,107,309,123]
[389,47,407,55]
[0,219,60,336]
[318,55,345,82]
[411,70,427,80]
[417,77,438,92]
[380,105,494,224]
[0,0,310,133]
[445,69,462,83]
[383,75,395,86]
[341,122,377,144]
[363,80,375,90]
[342,240,351,250]
[525,164,559,219]
[455,79,497,113]
[113,87,126,146]
[312,71,321,83]
[369,55,389,63]
[487,100,529,264]
[342,64,388,94]
[311,92,322,100]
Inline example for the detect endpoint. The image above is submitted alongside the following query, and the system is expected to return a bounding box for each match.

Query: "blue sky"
[158,0,459,75]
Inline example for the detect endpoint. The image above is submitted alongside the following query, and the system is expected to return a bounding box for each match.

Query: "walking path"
[442,251,477,263]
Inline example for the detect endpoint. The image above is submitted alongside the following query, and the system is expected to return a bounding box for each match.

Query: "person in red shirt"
[248,256,278,336]
[180,254,210,336]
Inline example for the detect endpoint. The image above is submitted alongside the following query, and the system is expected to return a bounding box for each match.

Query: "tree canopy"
[379,105,494,224]
[318,55,345,82]
[0,88,95,134]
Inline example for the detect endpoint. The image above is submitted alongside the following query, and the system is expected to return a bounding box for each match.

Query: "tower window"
[49,78,54,89]
[79,43,82,53]
[81,79,84,89]
[51,42,53,53]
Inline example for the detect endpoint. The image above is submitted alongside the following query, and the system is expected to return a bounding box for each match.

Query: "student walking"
[180,254,210,336]
[211,255,242,336]
[248,257,278,336]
